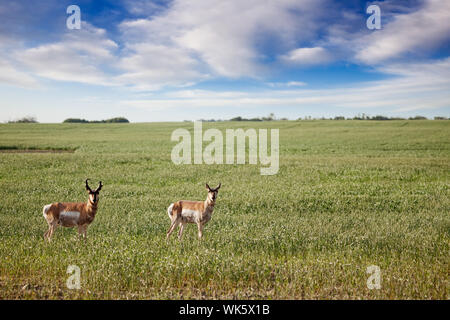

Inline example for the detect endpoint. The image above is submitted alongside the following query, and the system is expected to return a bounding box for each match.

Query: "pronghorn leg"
[47,224,57,242]
[166,220,176,238]
[82,225,88,239]
[48,226,54,241]
[197,223,203,240]
[178,223,185,240]
[77,225,87,239]
[77,226,84,238]
[166,217,180,239]
[43,225,51,240]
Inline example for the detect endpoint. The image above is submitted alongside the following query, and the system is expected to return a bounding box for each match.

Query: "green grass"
[0,120,448,299]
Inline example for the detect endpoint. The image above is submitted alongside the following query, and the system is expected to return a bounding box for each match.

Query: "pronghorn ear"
[205,183,211,191]
[95,181,103,192]
[215,183,221,191]
[85,179,92,192]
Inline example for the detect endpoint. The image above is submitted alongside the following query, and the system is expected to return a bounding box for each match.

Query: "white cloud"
[123,0,168,15]
[0,35,38,88]
[0,58,38,88]
[116,43,208,91]
[268,81,307,87]
[286,81,307,87]
[1,0,449,97]
[355,0,450,63]
[118,0,326,88]
[280,47,331,65]
[16,22,118,86]
[120,58,450,114]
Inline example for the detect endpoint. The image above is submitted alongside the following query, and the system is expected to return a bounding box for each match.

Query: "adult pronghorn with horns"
[42,179,103,241]
[167,183,221,240]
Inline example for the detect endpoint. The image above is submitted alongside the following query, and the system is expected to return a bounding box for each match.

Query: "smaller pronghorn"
[167,183,221,240]
[42,179,103,241]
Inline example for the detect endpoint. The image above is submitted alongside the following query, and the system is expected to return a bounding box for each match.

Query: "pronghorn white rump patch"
[42,204,51,217]
[167,203,174,218]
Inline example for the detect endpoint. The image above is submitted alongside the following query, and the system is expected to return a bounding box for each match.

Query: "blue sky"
[0,0,449,122]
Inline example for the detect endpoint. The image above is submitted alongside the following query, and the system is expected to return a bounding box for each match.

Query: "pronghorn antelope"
[167,183,221,240]
[42,179,103,241]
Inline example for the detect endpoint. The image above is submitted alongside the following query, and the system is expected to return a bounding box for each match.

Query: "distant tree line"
[321,114,434,121]
[63,117,130,123]
[5,114,448,124]
[304,115,446,121]
[196,113,289,122]
[8,116,38,123]
[192,114,448,122]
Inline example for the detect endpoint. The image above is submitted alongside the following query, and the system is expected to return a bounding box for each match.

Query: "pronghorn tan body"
[167,183,221,240]
[42,179,103,241]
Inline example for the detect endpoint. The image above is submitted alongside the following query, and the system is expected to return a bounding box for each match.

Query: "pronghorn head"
[85,179,103,204]
[206,183,221,203]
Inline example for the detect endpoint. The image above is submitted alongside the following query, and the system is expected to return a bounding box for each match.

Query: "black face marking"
[206,183,220,201]
[90,192,99,203]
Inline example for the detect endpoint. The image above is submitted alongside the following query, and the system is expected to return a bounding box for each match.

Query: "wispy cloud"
[116,43,208,91]
[355,0,450,63]
[120,58,450,115]
[5,0,449,89]
[268,81,307,88]
[118,0,326,86]
[16,22,118,86]
[0,58,38,88]
[280,47,331,65]
[0,0,448,122]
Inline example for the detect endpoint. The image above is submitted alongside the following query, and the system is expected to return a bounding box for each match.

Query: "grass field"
[0,120,448,299]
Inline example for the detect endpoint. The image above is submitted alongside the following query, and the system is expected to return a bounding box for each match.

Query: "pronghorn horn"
[95,181,103,192]
[85,179,93,192]
[215,183,221,190]
[206,183,211,191]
